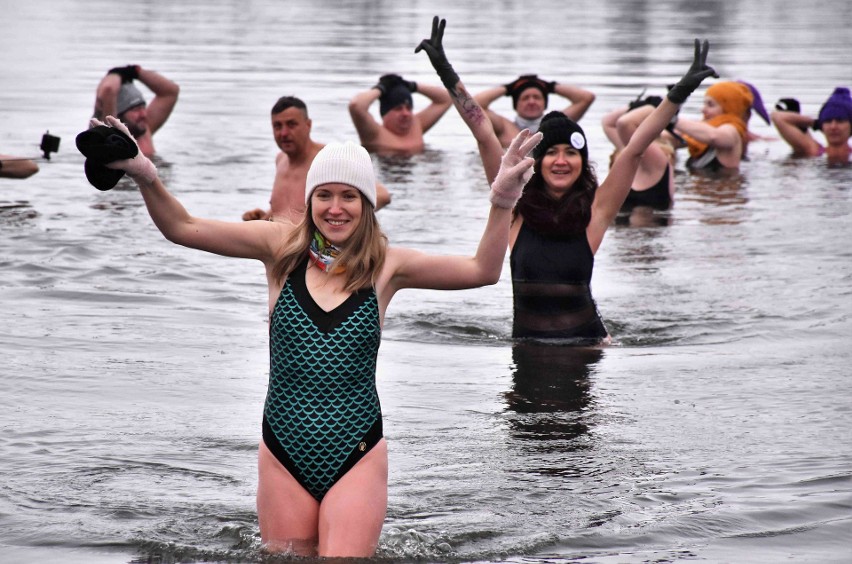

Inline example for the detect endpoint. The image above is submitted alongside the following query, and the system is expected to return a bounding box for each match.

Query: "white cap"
[305,142,377,207]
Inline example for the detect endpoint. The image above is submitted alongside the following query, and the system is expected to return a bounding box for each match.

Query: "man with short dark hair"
[243,97,390,222]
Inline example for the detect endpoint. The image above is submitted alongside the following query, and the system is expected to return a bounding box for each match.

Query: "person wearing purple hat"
[474,73,596,148]
[348,73,452,155]
[91,64,179,157]
[771,87,852,165]
[416,16,717,344]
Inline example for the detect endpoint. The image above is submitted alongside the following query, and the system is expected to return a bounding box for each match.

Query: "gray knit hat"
[116,82,146,115]
[305,142,377,207]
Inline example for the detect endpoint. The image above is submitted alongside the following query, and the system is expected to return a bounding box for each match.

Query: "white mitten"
[489,129,542,209]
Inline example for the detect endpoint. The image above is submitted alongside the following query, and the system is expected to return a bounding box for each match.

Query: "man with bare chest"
[243,97,390,223]
[348,74,452,156]
[91,65,179,158]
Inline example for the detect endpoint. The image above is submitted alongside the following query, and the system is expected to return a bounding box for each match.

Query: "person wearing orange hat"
[474,73,596,148]
[771,87,852,166]
[669,80,767,172]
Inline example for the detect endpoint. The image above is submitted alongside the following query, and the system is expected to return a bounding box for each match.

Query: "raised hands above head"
[414,16,459,90]
[666,39,719,105]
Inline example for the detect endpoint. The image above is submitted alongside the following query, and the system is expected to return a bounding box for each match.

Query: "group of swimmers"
[63,13,852,559]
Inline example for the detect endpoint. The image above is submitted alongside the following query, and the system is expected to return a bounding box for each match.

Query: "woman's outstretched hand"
[666,39,719,104]
[415,16,459,90]
[489,129,542,209]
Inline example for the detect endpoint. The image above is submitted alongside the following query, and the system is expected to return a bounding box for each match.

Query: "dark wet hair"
[271,96,308,118]
[514,150,599,237]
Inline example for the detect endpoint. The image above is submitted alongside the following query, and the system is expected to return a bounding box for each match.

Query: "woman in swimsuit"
[602,97,677,212]
[83,110,539,555]
[418,17,717,344]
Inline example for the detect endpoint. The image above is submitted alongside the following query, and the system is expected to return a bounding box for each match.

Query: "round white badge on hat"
[571,132,586,150]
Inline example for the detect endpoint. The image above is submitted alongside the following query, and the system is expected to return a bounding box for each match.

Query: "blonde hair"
[272,195,388,292]
[609,136,676,168]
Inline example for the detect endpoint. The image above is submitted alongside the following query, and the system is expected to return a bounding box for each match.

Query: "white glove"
[489,129,542,209]
[89,116,159,186]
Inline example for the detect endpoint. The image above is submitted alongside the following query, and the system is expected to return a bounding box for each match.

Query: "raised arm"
[771,100,822,156]
[412,82,452,133]
[93,71,123,120]
[415,16,504,183]
[136,66,180,134]
[553,82,596,122]
[87,117,285,262]
[589,39,717,251]
[348,87,383,145]
[473,85,507,112]
[602,105,630,149]
[387,127,540,292]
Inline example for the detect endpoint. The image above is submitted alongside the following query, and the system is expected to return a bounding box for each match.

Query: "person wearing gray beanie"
[91,64,180,157]
[81,78,539,553]
[348,73,452,155]
[771,86,852,165]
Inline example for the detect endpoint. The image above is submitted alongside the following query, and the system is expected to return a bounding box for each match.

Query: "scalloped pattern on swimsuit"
[263,258,382,501]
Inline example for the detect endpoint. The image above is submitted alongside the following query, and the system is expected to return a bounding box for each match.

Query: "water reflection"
[615,204,673,227]
[504,342,603,446]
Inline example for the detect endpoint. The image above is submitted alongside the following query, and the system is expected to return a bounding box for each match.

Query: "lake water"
[2,1,851,562]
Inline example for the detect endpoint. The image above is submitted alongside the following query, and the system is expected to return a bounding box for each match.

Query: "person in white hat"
[91,64,179,157]
[82,94,539,555]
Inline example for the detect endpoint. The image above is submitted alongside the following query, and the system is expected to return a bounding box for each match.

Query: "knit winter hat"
[533,111,588,163]
[705,82,753,120]
[305,142,377,207]
[380,83,413,116]
[817,87,852,128]
[117,82,146,115]
[738,80,770,124]
[510,76,549,110]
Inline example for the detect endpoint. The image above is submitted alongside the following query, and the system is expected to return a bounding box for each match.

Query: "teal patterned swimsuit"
[263,258,382,501]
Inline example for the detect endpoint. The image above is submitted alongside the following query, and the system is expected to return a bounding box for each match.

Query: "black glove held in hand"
[415,16,460,91]
[775,98,801,113]
[107,65,140,83]
[667,39,718,104]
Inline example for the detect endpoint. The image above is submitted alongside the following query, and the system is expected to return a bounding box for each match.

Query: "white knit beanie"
[305,142,377,207]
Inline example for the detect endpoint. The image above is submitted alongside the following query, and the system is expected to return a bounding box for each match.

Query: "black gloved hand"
[414,16,460,91]
[667,39,718,104]
[401,77,418,92]
[628,94,664,111]
[107,65,140,84]
[775,98,801,113]
[373,74,403,95]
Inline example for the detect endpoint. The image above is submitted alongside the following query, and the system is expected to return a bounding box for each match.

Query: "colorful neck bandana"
[308,231,344,273]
